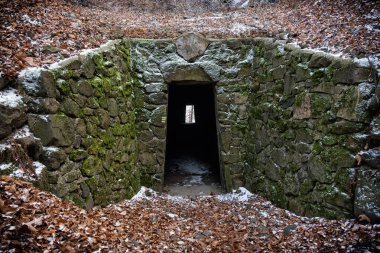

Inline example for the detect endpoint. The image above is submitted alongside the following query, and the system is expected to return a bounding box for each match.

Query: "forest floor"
[0,0,379,82]
[1,1,380,251]
[0,176,379,252]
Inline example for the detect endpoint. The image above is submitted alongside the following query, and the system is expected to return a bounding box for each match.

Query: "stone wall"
[244,38,379,220]
[0,34,378,221]
[130,37,254,191]
[16,40,141,208]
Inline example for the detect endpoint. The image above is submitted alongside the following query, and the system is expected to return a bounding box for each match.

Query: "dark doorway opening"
[164,82,223,195]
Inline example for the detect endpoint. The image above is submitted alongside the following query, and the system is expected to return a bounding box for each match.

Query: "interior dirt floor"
[163,155,224,196]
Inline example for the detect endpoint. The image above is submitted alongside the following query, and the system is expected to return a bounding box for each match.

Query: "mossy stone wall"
[19,40,141,208]
[11,35,379,221]
[244,38,378,219]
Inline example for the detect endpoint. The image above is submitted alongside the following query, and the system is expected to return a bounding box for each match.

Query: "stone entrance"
[4,33,378,220]
[164,82,224,195]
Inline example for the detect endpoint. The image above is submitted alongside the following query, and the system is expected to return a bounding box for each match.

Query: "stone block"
[108,98,119,117]
[28,114,75,147]
[40,146,67,170]
[80,56,95,79]
[161,61,221,83]
[354,166,380,223]
[324,186,353,211]
[271,65,286,80]
[19,68,57,98]
[328,120,365,135]
[150,105,167,127]
[334,64,373,84]
[293,93,311,119]
[40,70,58,98]
[336,86,359,121]
[358,149,380,169]
[139,152,156,166]
[308,52,333,68]
[144,83,164,93]
[146,93,167,105]
[295,63,310,82]
[308,156,330,183]
[264,160,282,181]
[62,98,81,117]
[0,88,27,138]
[143,71,164,83]
[77,80,95,97]
[310,93,332,117]
[176,33,209,62]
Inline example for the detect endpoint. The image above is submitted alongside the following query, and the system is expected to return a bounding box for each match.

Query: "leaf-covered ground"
[0,0,379,81]
[0,176,379,252]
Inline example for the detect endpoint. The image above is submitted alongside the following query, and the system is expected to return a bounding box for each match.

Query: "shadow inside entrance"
[164,83,224,196]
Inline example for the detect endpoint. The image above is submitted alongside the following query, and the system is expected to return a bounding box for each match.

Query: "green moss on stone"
[312,142,323,155]
[81,156,103,176]
[56,79,71,95]
[100,130,116,149]
[322,135,343,146]
[320,146,353,169]
[300,180,314,195]
[65,193,85,207]
[310,94,332,116]
[267,184,288,209]
[311,69,326,82]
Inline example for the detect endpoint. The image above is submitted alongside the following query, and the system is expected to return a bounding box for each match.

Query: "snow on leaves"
[0,176,379,252]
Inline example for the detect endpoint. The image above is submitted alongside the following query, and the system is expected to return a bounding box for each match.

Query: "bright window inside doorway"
[185,105,195,123]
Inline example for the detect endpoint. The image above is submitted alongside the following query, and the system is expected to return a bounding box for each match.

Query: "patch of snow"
[367,54,380,68]
[364,10,380,20]
[231,0,249,8]
[352,133,369,140]
[354,57,371,68]
[10,169,34,181]
[79,48,97,57]
[131,186,157,201]
[217,187,255,202]
[43,146,60,154]
[167,213,178,219]
[13,125,33,139]
[184,15,224,22]
[0,144,10,152]
[287,42,301,49]
[241,0,249,8]
[22,14,42,25]
[277,45,285,55]
[0,163,15,171]
[312,45,349,58]
[19,67,42,94]
[359,82,375,98]
[0,88,24,108]
[38,115,50,122]
[33,161,46,176]
[165,195,189,203]
[247,48,254,60]
[259,211,269,218]
[365,24,374,32]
